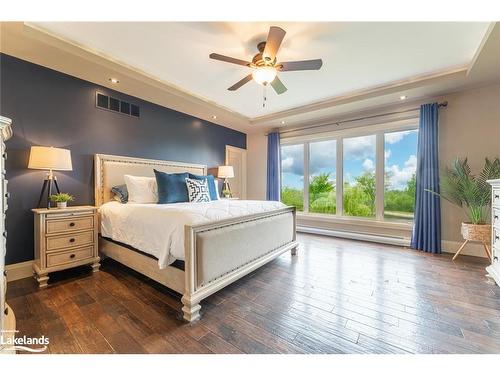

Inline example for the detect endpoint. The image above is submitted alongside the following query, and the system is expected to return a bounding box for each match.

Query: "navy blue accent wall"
[0,53,246,265]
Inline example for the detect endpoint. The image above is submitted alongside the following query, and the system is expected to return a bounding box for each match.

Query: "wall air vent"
[96,92,140,118]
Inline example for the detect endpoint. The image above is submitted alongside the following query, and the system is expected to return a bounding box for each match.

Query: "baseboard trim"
[297,225,411,247]
[298,226,489,259]
[5,260,34,282]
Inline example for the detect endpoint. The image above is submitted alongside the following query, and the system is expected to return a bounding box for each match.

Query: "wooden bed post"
[182,226,201,322]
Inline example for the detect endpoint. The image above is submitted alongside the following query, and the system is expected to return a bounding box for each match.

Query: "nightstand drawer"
[46,215,94,234]
[46,246,94,268]
[46,230,94,252]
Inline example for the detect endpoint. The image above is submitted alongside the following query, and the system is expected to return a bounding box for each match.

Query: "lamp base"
[37,170,61,208]
[222,179,232,198]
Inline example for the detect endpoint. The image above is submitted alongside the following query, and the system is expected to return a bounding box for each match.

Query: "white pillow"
[124,175,158,203]
[185,178,211,203]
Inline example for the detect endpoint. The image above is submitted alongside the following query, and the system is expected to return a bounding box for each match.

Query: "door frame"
[225,145,247,199]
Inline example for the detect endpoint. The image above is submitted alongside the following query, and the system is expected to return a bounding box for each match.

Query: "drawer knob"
[495,194,500,199]
[69,238,75,243]
[70,254,76,259]
[69,222,76,227]
[495,256,498,261]
[495,215,499,220]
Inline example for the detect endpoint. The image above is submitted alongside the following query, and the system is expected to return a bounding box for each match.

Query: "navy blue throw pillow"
[154,169,190,204]
[111,184,128,203]
[188,173,218,200]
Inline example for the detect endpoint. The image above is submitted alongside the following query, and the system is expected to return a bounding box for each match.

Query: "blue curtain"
[266,132,281,201]
[411,103,441,254]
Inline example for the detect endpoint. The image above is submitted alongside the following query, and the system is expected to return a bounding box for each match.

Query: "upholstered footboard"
[181,206,297,322]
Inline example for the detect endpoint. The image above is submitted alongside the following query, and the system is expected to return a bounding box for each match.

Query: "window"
[309,140,336,214]
[280,144,304,211]
[343,135,376,218]
[384,129,418,220]
[280,119,419,222]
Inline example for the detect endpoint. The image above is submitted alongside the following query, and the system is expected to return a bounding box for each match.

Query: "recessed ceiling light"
[281,120,286,125]
[109,78,119,84]
[212,115,217,120]
[399,95,407,100]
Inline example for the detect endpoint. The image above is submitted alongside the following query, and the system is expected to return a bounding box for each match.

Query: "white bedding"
[99,199,287,268]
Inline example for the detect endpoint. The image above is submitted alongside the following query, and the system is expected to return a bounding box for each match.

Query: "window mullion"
[303,142,310,213]
[375,132,385,221]
[336,137,343,216]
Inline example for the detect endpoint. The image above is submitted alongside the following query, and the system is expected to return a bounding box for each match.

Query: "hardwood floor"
[7,233,500,354]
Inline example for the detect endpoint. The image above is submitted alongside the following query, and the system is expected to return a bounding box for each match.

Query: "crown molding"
[249,65,467,126]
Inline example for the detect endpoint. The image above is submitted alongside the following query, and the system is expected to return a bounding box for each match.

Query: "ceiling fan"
[209,26,323,95]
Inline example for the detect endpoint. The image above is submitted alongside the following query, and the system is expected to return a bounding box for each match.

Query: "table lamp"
[28,146,72,208]
[218,165,234,198]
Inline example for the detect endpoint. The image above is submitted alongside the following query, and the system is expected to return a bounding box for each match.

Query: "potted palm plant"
[50,193,74,209]
[428,158,500,260]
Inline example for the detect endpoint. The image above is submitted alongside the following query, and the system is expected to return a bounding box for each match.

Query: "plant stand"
[452,223,492,261]
[453,239,492,260]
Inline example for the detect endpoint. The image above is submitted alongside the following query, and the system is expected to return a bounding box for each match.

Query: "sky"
[281,129,418,191]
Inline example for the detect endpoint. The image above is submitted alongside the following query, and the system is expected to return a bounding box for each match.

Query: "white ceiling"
[32,22,490,119]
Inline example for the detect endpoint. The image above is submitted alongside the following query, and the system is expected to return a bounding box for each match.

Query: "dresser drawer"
[46,215,94,234]
[46,230,94,251]
[493,227,500,250]
[493,189,500,208]
[493,207,500,229]
[46,246,94,268]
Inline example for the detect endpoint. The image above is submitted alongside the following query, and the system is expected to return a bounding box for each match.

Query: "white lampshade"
[28,146,73,171]
[218,165,234,179]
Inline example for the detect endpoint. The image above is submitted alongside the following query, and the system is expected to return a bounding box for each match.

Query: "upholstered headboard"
[94,153,207,206]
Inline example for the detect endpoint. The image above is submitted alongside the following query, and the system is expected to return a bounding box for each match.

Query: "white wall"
[246,82,500,257]
[439,83,500,255]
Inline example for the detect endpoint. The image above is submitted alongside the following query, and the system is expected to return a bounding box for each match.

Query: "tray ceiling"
[31,22,490,119]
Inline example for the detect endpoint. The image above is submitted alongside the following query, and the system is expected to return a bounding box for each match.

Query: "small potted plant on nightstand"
[428,157,500,260]
[49,193,74,209]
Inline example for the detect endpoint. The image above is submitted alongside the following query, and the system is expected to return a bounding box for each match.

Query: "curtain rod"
[268,101,448,136]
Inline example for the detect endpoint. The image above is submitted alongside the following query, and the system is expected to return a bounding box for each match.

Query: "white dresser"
[0,116,15,354]
[487,179,500,286]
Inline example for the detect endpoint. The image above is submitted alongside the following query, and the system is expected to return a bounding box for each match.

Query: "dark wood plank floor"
[7,233,500,354]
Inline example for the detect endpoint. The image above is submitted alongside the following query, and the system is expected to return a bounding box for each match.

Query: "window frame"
[280,118,418,223]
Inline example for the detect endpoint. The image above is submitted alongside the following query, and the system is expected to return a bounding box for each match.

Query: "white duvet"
[99,199,287,268]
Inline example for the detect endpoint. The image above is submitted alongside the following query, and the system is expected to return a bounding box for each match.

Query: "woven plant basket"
[461,222,491,242]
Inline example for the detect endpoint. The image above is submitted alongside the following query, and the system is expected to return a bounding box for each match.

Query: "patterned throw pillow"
[111,184,128,203]
[185,178,211,203]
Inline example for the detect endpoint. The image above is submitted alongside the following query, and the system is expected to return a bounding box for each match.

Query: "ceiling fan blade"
[279,59,323,71]
[209,53,250,67]
[263,26,286,62]
[270,76,287,95]
[228,75,253,91]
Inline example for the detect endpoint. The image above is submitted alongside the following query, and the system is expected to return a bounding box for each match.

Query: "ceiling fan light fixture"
[252,66,277,85]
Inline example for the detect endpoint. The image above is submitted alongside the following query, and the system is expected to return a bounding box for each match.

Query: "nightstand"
[32,206,100,288]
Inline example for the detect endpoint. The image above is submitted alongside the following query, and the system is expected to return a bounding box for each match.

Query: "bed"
[94,153,298,322]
